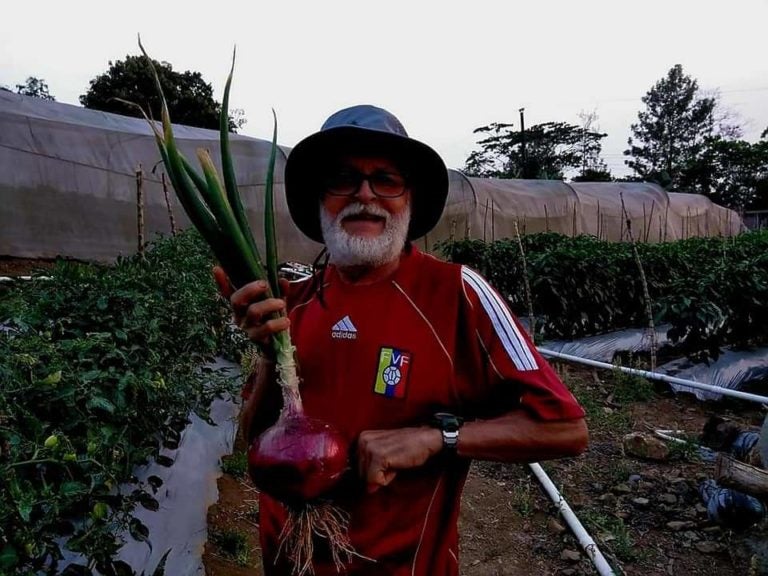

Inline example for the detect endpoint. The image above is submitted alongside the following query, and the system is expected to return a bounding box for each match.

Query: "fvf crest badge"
[374,347,411,398]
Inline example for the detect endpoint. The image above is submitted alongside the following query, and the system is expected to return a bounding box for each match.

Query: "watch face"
[432,412,462,432]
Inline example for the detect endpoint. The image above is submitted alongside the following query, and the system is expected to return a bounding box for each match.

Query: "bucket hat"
[284,105,449,243]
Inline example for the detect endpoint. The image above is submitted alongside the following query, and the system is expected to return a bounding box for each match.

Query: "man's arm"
[212,266,288,443]
[456,410,588,461]
[241,357,282,444]
[356,411,588,493]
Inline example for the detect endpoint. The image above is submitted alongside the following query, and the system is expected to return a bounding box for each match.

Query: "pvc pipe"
[538,348,768,406]
[0,276,52,282]
[529,462,616,576]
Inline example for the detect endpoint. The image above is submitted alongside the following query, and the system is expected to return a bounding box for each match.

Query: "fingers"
[213,266,233,299]
[227,279,289,344]
[243,315,290,345]
[356,428,441,493]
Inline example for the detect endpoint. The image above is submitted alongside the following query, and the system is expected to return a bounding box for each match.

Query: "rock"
[598,493,617,504]
[666,521,695,531]
[695,541,723,554]
[632,497,650,507]
[680,509,697,520]
[701,526,721,535]
[628,474,642,483]
[683,530,700,542]
[638,480,657,492]
[548,518,567,535]
[658,493,678,505]
[560,549,581,562]
[623,432,671,461]
[613,483,632,494]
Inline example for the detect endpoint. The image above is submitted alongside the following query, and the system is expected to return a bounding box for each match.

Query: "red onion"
[248,398,349,504]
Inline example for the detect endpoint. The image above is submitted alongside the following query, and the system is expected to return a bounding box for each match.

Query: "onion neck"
[273,329,303,413]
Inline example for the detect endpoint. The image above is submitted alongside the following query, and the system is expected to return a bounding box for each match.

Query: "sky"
[3,0,768,177]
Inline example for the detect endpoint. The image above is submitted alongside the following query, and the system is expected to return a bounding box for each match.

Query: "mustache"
[335,203,390,222]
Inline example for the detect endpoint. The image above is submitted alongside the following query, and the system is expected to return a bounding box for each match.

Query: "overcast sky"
[3,0,767,176]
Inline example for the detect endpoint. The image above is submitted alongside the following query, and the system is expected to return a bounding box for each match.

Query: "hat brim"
[285,126,449,243]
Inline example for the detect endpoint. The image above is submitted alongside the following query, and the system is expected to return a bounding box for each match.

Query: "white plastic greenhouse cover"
[0,91,323,264]
[1,92,745,265]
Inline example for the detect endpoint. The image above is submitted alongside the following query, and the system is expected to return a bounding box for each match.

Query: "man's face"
[319,155,412,268]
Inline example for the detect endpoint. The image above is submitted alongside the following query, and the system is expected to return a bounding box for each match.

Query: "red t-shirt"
[258,246,584,575]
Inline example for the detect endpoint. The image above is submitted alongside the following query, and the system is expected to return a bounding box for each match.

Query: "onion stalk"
[135,38,355,575]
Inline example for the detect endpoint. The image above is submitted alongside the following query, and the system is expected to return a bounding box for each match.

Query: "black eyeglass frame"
[323,170,409,199]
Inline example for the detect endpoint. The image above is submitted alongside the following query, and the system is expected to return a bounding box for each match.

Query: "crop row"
[438,230,768,359]
[0,231,241,576]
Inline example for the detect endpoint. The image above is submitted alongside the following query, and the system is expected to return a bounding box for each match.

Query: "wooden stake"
[162,172,177,236]
[572,203,577,237]
[646,201,656,243]
[621,193,657,369]
[136,164,145,256]
[491,200,496,241]
[514,221,535,338]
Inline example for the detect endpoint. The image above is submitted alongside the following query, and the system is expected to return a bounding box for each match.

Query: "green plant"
[608,367,655,404]
[582,510,640,562]
[560,372,632,435]
[504,478,535,517]
[210,528,250,566]
[666,434,701,462]
[221,451,248,478]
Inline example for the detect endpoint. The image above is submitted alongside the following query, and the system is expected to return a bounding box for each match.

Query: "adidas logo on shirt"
[331,315,357,340]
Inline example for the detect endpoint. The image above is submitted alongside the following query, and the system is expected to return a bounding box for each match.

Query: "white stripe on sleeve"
[461,267,538,371]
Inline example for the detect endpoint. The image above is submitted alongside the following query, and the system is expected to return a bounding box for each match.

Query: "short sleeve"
[460,266,585,421]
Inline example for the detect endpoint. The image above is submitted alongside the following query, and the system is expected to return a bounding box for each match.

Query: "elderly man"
[217,105,587,576]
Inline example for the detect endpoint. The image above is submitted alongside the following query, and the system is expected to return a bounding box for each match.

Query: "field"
[2,231,767,575]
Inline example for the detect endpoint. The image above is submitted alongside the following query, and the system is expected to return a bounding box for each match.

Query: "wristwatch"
[430,412,464,452]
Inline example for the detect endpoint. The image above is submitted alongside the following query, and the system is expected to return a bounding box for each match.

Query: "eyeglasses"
[323,169,408,198]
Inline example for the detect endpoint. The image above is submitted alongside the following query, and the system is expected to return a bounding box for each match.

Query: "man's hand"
[356,427,443,494]
[213,266,290,345]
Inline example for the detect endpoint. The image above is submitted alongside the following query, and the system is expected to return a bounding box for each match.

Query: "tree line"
[9,62,768,210]
[464,64,768,211]
[9,55,246,133]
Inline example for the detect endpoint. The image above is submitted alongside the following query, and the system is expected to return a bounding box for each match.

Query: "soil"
[0,257,58,277]
[203,363,768,575]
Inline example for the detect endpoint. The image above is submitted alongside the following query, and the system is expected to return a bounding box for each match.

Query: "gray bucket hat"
[284,105,449,243]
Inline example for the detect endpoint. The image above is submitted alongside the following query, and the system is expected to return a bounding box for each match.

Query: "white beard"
[320,201,411,268]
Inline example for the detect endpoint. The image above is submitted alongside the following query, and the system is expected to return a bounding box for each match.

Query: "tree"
[572,110,612,182]
[15,77,55,101]
[700,138,768,210]
[80,55,246,132]
[624,64,719,192]
[464,120,608,180]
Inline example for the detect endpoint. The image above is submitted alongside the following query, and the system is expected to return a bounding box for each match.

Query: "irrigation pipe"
[538,348,768,406]
[529,463,616,576]
[0,276,52,282]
